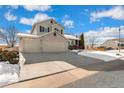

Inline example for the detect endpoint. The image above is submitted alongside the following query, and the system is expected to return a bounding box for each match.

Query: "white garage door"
[23,38,42,53]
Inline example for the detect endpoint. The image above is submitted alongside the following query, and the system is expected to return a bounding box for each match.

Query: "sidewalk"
[4,68,97,88]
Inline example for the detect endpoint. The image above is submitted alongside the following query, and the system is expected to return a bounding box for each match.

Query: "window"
[48,27,49,32]
[40,26,44,32]
[118,43,124,47]
[50,20,53,24]
[61,29,63,34]
[54,32,56,36]
[71,41,74,45]
[122,44,124,47]
[54,28,59,31]
[121,44,124,47]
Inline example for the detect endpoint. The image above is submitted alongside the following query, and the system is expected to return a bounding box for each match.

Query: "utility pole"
[116,27,121,56]
[118,27,121,53]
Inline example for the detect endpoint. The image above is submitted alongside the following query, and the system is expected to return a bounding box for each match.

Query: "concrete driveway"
[20,61,77,81]
[22,52,102,68]
[3,51,124,88]
[21,51,124,88]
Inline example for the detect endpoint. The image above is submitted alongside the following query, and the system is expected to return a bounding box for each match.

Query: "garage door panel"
[23,39,42,52]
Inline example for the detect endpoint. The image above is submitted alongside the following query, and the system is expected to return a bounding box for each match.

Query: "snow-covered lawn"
[91,51,123,58]
[78,50,124,61]
[0,62,20,87]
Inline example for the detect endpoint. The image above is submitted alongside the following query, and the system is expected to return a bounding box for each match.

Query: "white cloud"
[84,26,124,45]
[20,13,52,25]
[22,5,51,12]
[90,6,124,22]
[9,5,19,9]
[62,14,74,28]
[25,29,30,33]
[4,11,17,21]
[64,20,74,28]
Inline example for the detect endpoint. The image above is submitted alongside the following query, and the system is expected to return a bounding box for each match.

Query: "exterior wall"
[42,32,68,52]
[52,24,64,35]
[36,21,52,35]
[19,38,23,52]
[32,25,37,35]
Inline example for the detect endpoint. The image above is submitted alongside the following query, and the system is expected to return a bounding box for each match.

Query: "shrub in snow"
[0,50,19,64]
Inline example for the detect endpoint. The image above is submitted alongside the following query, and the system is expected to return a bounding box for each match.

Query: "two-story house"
[17,19,80,53]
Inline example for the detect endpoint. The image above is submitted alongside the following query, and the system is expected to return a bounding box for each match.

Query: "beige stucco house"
[101,38,124,49]
[17,19,80,53]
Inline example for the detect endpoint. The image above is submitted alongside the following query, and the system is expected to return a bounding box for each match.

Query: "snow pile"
[71,50,81,53]
[91,51,120,58]
[78,50,124,61]
[78,51,116,61]
[0,62,20,87]
[92,50,124,58]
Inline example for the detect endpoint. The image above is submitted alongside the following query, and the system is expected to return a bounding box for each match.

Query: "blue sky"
[0,5,124,39]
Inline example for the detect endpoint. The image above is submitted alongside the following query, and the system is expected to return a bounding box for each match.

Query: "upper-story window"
[50,20,54,24]
[61,29,63,34]
[54,28,59,31]
[40,26,44,32]
[48,27,50,32]
[53,32,56,36]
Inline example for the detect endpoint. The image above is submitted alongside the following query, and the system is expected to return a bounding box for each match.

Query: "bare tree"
[0,26,19,47]
[85,34,99,49]
[89,35,98,48]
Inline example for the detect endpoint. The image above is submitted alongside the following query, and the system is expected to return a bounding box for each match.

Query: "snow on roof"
[64,34,79,40]
[17,33,79,40]
[17,33,39,38]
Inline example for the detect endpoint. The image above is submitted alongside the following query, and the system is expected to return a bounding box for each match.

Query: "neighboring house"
[64,34,80,46]
[101,38,124,49]
[17,19,79,53]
